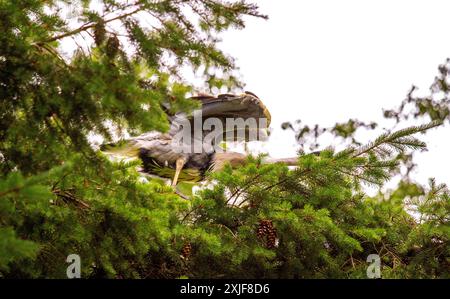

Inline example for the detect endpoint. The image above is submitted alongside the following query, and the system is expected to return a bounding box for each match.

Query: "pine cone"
[256,219,278,248]
[106,35,120,58]
[93,21,106,46]
[181,242,192,259]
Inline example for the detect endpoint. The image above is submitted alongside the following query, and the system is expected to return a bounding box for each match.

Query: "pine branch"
[40,7,143,44]
[53,189,90,209]
[353,121,442,158]
[0,187,21,198]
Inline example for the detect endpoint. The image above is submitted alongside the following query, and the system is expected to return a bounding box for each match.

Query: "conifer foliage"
[0,1,448,278]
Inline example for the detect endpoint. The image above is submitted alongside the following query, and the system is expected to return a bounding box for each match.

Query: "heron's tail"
[100,139,140,158]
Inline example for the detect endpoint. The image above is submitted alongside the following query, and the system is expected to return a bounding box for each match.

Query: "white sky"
[216,0,450,188]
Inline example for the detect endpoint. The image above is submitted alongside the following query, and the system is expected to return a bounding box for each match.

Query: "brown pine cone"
[257,220,277,248]
[181,242,192,259]
[93,21,106,46]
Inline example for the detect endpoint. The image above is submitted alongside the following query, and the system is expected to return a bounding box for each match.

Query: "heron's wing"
[186,92,271,142]
[190,92,271,126]
[100,92,271,159]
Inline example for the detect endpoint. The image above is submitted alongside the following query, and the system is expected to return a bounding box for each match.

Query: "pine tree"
[181,122,448,278]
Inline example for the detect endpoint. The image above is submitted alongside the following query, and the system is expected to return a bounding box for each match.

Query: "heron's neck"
[263,157,298,166]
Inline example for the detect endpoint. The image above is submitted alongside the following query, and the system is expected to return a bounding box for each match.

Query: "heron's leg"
[171,157,186,187]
